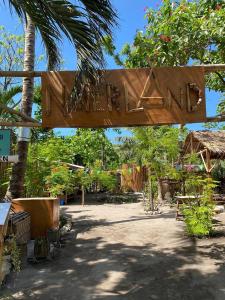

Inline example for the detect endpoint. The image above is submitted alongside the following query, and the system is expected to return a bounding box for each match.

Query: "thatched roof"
[183,130,225,159]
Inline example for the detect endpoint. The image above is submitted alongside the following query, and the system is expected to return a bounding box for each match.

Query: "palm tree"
[5,0,117,71]
[4,0,117,199]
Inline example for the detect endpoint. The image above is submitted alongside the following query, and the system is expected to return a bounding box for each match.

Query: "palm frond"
[0,85,22,105]
[5,0,118,73]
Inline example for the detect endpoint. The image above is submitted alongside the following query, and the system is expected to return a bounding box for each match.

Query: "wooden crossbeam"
[206,115,225,123]
[0,121,42,127]
[0,71,42,77]
[204,64,225,73]
[0,65,223,78]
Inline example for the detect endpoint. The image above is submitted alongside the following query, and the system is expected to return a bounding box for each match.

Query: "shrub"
[182,177,216,237]
[46,164,74,197]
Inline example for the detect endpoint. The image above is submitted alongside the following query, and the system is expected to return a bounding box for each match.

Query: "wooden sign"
[41,67,206,128]
[0,129,11,155]
[0,155,19,163]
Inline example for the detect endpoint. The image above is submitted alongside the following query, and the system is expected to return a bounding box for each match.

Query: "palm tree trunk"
[6,15,35,199]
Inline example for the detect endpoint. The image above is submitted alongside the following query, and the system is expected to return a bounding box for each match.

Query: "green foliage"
[117,126,182,208]
[0,26,24,76]
[131,126,180,178]
[72,129,119,169]
[105,0,225,117]
[73,161,117,192]
[31,86,55,142]
[182,177,217,237]
[4,235,21,272]
[5,0,117,74]
[0,27,24,123]
[212,160,225,182]
[25,131,118,196]
[90,161,117,191]
[25,137,75,196]
[46,165,74,197]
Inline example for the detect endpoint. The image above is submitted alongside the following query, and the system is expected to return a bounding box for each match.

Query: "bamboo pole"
[200,151,208,172]
[203,64,225,73]
[0,121,42,127]
[81,186,85,206]
[206,116,225,123]
[0,71,42,77]
[206,149,212,177]
[0,64,223,78]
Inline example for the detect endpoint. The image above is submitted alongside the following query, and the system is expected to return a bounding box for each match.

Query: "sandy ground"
[2,202,225,300]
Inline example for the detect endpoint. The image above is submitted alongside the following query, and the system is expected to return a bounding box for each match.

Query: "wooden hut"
[183,130,225,173]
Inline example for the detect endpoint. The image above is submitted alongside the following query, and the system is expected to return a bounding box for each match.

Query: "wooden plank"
[0,71,42,77]
[206,116,225,123]
[0,64,223,77]
[204,64,225,73]
[0,121,42,127]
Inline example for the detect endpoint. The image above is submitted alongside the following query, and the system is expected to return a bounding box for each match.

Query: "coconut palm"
[4,0,117,199]
[5,0,117,70]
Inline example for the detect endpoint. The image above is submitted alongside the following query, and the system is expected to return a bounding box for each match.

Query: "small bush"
[182,177,216,237]
[183,204,214,236]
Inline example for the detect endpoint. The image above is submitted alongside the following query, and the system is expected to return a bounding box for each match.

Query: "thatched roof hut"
[183,130,225,160]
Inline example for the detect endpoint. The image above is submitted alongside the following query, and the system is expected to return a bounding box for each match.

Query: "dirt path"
[2,202,225,300]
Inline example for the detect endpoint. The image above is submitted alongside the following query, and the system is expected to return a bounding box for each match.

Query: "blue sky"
[0,1,222,142]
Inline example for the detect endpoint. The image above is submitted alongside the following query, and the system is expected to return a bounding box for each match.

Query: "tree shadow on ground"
[2,210,225,300]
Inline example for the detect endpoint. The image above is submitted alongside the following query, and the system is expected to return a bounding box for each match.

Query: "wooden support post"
[206,149,212,177]
[178,124,186,196]
[190,134,193,153]
[200,150,208,172]
[81,186,85,206]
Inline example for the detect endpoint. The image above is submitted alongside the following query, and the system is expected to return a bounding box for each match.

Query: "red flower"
[159,34,171,42]
[215,4,222,10]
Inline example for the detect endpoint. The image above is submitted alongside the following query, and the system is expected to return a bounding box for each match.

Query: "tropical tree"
[103,0,225,208]
[117,126,181,209]
[104,0,225,112]
[72,129,119,169]
[0,27,24,122]
[4,0,117,199]
[5,1,117,71]
[25,133,118,197]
